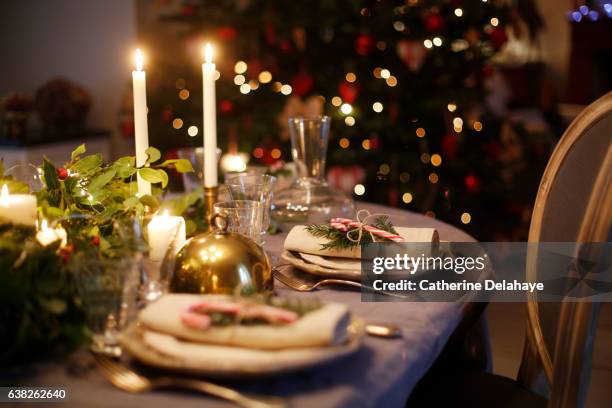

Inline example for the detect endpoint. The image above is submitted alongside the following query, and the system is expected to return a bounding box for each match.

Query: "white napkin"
[284,225,439,259]
[139,294,350,350]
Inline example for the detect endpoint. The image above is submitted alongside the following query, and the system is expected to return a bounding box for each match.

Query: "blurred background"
[1,0,610,241]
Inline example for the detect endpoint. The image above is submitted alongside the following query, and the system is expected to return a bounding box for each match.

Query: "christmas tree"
[137,0,551,240]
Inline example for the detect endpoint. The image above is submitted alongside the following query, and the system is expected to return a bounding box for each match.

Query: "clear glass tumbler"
[225,174,277,236]
[272,116,354,224]
[213,200,264,244]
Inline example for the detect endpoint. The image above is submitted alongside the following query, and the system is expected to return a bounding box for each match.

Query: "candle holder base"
[203,186,219,231]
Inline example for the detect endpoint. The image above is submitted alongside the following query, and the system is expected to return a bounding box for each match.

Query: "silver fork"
[94,354,286,408]
[272,267,409,300]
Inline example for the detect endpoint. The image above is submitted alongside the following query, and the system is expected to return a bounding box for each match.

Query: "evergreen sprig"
[305,216,399,250]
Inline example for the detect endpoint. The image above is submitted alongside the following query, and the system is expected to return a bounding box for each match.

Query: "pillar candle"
[132,48,152,196]
[202,43,218,187]
[0,184,37,226]
[147,211,186,262]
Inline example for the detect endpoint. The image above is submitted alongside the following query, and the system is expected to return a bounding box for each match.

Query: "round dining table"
[16,202,487,408]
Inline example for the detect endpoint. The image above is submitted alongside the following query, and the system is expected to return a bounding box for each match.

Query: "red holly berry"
[91,236,100,247]
[57,167,68,180]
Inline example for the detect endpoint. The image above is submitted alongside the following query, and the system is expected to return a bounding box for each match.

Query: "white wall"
[0,0,136,155]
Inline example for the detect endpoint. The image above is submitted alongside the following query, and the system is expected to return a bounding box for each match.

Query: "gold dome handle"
[211,213,229,233]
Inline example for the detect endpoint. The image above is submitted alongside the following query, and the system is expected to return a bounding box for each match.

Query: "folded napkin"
[139,294,350,350]
[284,225,439,259]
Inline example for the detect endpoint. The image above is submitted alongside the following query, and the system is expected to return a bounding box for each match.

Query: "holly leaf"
[159,159,194,173]
[145,147,161,164]
[70,154,103,175]
[138,194,160,210]
[139,168,168,188]
[71,144,86,161]
[123,196,140,210]
[88,168,116,191]
[42,158,60,190]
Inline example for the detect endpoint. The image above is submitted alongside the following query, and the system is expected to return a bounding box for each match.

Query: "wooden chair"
[408,91,612,407]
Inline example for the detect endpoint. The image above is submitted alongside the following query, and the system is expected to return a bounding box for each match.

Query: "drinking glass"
[225,174,276,236]
[272,116,354,224]
[177,147,222,192]
[213,200,263,244]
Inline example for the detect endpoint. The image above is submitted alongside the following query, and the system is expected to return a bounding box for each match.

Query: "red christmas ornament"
[91,236,100,247]
[338,82,359,103]
[490,27,508,49]
[265,23,276,45]
[57,167,68,180]
[464,174,481,192]
[219,100,234,114]
[396,40,427,72]
[424,14,445,33]
[290,72,314,97]
[354,34,375,56]
[279,40,291,53]
[217,26,237,41]
[441,134,458,159]
[181,5,195,16]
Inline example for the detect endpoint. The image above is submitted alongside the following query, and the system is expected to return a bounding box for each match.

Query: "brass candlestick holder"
[203,186,219,231]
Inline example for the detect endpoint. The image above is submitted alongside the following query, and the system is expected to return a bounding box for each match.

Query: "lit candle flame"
[0,185,8,207]
[135,48,144,71]
[204,43,213,64]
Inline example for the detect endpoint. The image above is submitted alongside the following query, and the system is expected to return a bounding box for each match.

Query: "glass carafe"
[272,116,354,225]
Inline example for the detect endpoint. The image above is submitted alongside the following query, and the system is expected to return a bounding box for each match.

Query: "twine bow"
[330,209,404,243]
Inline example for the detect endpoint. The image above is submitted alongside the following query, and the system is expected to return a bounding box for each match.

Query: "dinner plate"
[119,318,365,378]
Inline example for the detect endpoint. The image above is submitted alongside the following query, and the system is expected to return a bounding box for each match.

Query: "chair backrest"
[517,91,612,408]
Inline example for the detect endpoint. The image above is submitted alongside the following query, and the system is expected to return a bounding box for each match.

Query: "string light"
[400,172,410,183]
[273,82,282,92]
[345,116,355,126]
[234,75,245,85]
[447,103,457,112]
[393,21,406,31]
[433,37,442,47]
[461,212,472,224]
[214,71,221,80]
[339,137,350,148]
[249,79,259,90]
[258,71,272,83]
[376,41,387,50]
[431,154,442,167]
[386,76,398,87]
[345,72,356,83]
[379,163,390,175]
[178,89,190,100]
[402,192,413,203]
[424,39,433,49]
[187,125,198,137]
[239,83,251,94]
[420,153,430,163]
[280,84,292,95]
[340,103,353,115]
[380,69,391,79]
[253,147,264,159]
[425,210,436,218]
[428,173,439,184]
[454,8,463,17]
[453,117,464,128]
[473,121,483,131]
[372,102,383,112]
[354,184,366,196]
[234,61,247,74]
[416,127,426,138]
[175,78,186,89]
[172,118,183,129]
[490,17,499,26]
[362,139,371,150]
[271,148,282,159]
